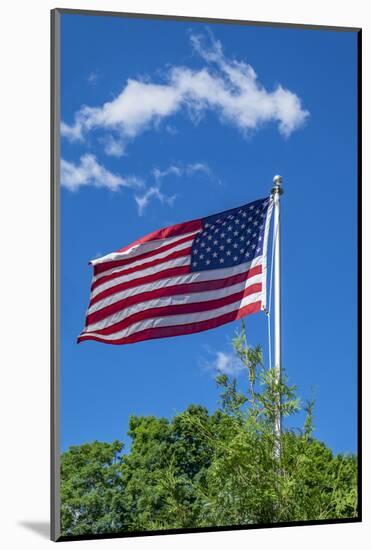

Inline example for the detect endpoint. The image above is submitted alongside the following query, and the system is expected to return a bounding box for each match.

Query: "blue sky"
[60,13,358,455]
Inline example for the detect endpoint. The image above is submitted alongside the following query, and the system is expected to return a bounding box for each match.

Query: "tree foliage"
[60,325,358,536]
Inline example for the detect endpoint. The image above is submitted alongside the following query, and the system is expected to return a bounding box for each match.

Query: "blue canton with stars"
[190,197,271,272]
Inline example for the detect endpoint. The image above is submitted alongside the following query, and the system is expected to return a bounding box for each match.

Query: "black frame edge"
[51,7,61,543]
[356,28,362,522]
[53,7,361,32]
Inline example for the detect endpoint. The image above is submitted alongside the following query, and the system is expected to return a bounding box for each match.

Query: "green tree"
[120,405,214,530]
[60,440,125,535]
[60,324,358,536]
[175,324,358,526]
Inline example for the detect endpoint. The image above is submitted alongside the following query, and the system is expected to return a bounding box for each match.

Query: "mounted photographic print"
[51,8,361,542]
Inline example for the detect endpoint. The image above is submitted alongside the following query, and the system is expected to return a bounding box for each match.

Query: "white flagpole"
[272,175,283,461]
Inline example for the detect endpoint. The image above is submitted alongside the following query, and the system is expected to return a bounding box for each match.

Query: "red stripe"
[92,246,192,292]
[78,301,261,345]
[87,264,263,326]
[90,265,191,306]
[94,223,201,275]
[83,284,262,337]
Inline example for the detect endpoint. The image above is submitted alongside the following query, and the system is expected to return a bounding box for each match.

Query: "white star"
[249,205,254,210]
[228,225,233,231]
[222,221,227,226]
[252,244,256,249]
[212,252,218,258]
[240,248,245,253]
[258,236,262,242]
[247,240,251,245]
[256,247,261,253]
[253,220,258,226]
[193,261,198,266]
[219,258,225,264]
[200,254,205,259]
[206,259,211,265]
[213,239,218,245]
[240,235,245,241]
[253,233,257,238]
[200,242,206,248]
[247,228,252,234]
[233,230,239,236]
[234,218,240,224]
[241,223,246,229]
[226,250,231,256]
[219,244,225,250]
[205,223,210,228]
[233,256,238,261]
[206,246,211,252]
[221,232,226,238]
[248,217,253,222]
[194,249,198,254]
[233,243,238,249]
[215,228,220,233]
[226,238,232,244]
[207,235,213,241]
[242,212,247,218]
[245,251,250,257]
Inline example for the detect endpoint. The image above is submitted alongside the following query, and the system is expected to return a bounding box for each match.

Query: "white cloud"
[152,165,182,183]
[165,124,178,135]
[203,350,244,376]
[152,161,211,183]
[61,121,84,142]
[87,71,99,85]
[102,135,126,157]
[186,162,211,176]
[60,154,143,192]
[134,186,177,216]
[61,32,309,152]
[60,155,211,213]
[139,161,212,214]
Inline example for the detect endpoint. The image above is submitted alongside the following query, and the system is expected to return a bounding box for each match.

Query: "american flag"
[78,196,273,345]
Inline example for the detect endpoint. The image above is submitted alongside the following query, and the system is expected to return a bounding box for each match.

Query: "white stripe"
[91,230,200,266]
[88,256,262,315]
[92,237,195,284]
[91,256,191,300]
[260,197,274,311]
[85,274,263,333]
[80,290,262,341]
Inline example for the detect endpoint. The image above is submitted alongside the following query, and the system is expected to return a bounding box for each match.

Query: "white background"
[0,0,369,548]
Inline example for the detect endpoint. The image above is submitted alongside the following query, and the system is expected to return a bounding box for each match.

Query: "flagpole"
[272,175,283,461]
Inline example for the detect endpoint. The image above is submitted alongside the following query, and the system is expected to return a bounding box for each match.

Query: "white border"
[261,196,274,312]
[0,1,367,549]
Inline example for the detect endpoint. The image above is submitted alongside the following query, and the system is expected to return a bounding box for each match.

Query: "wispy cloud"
[152,161,211,183]
[135,161,213,215]
[60,154,143,192]
[102,135,126,157]
[152,165,182,183]
[61,31,309,153]
[135,186,177,216]
[87,71,99,85]
[202,349,244,376]
[60,156,214,215]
